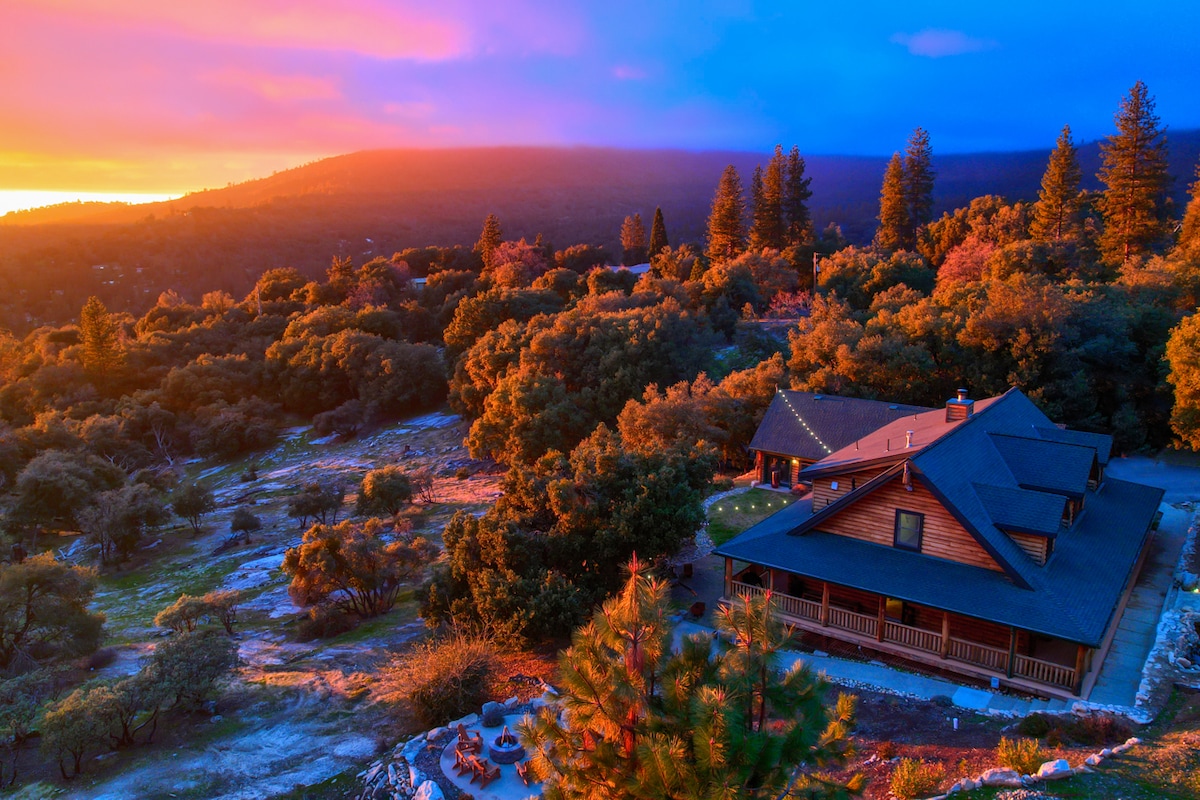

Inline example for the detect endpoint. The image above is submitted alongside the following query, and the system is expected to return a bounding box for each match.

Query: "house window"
[894,510,924,552]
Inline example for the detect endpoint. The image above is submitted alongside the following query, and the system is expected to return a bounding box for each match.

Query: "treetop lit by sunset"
[3,0,1199,196]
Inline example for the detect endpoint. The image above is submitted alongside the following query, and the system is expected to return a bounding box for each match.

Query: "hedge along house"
[748,389,930,487]
[718,388,1163,698]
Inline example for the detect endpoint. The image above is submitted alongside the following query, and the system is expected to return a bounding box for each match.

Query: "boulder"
[1085,753,1103,766]
[1125,737,1142,746]
[504,694,520,707]
[481,701,505,727]
[413,780,445,800]
[980,768,1022,787]
[1100,748,1112,757]
[408,765,424,788]
[1036,759,1072,780]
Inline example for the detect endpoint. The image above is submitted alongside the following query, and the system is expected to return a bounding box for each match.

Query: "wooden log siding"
[814,475,1003,572]
[1008,531,1050,565]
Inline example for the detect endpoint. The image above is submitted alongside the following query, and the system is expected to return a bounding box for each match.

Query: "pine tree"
[875,153,909,251]
[748,165,768,251]
[619,213,647,265]
[518,559,862,799]
[750,148,787,251]
[705,165,746,264]
[475,213,503,270]
[783,145,814,247]
[903,127,935,248]
[78,296,122,378]
[648,207,669,258]
[1031,125,1084,242]
[1098,80,1170,265]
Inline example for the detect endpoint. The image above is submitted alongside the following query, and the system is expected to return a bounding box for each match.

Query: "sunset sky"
[3,0,1199,201]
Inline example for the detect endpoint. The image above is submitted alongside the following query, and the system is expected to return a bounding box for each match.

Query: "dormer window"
[894,510,924,552]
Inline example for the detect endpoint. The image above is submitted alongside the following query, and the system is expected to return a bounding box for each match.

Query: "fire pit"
[489,725,525,764]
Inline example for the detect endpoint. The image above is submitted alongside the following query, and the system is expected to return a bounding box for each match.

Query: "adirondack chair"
[516,759,533,786]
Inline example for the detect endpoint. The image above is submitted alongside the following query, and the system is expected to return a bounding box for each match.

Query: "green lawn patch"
[706,488,797,546]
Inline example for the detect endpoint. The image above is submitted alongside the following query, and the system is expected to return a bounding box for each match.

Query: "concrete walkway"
[1088,503,1191,706]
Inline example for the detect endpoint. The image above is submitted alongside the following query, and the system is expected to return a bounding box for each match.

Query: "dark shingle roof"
[749,390,931,463]
[988,433,1095,499]
[718,388,1163,646]
[972,483,1065,536]
[1033,426,1113,465]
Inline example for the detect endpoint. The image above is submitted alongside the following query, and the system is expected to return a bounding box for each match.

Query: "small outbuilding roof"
[748,389,931,464]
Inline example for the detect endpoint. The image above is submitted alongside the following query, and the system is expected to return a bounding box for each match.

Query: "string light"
[778,389,834,455]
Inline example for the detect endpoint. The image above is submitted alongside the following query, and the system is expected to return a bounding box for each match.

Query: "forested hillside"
[3,134,1199,332]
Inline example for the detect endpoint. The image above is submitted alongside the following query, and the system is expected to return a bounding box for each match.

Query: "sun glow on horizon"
[0,190,183,217]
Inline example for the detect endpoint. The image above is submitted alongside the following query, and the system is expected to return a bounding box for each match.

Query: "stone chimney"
[905,430,914,448]
[945,388,975,422]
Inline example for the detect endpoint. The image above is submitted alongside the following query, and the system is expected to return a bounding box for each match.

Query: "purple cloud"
[890,28,996,58]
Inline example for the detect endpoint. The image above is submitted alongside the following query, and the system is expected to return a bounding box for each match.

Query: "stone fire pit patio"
[439,714,541,799]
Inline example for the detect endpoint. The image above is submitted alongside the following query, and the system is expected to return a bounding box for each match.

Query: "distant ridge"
[1,134,1198,331]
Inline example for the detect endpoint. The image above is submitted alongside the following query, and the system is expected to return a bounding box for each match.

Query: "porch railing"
[828,606,877,637]
[884,620,941,654]
[726,582,1076,690]
[1013,653,1075,688]
[948,637,1009,672]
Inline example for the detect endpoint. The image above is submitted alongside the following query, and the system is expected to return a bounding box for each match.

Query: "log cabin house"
[749,389,929,487]
[718,387,1163,698]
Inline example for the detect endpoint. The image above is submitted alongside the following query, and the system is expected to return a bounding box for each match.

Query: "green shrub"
[1067,714,1132,745]
[997,736,1044,775]
[889,758,945,800]
[379,631,496,728]
[296,603,358,641]
[1016,712,1053,738]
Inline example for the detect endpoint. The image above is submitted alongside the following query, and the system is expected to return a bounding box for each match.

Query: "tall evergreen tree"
[902,127,935,249]
[475,213,503,271]
[748,166,768,251]
[783,145,814,247]
[1031,125,1084,242]
[705,165,747,264]
[79,296,122,378]
[1097,80,1170,265]
[750,148,787,251]
[648,207,669,258]
[875,153,909,251]
[619,213,648,265]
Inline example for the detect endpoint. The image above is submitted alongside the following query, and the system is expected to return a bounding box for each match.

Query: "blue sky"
[4,0,1199,192]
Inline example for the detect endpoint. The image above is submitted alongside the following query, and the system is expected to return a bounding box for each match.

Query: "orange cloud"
[20,0,469,61]
[203,69,342,103]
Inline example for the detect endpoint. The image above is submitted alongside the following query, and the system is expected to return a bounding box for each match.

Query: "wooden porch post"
[820,582,830,626]
[940,612,950,659]
[876,596,886,642]
[1006,627,1017,679]
[1073,645,1088,696]
[765,568,774,593]
[723,558,732,598]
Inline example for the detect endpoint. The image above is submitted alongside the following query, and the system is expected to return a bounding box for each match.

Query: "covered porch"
[722,560,1089,698]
